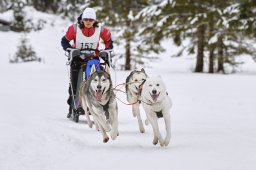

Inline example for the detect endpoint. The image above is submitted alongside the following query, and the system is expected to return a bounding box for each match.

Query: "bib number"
[80,43,93,49]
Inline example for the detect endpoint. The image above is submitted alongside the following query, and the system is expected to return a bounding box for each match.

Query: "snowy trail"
[1,62,256,170]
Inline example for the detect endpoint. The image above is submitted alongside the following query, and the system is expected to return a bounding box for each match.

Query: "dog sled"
[65,48,115,122]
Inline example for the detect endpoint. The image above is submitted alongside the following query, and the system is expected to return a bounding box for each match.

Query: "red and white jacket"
[64,23,112,51]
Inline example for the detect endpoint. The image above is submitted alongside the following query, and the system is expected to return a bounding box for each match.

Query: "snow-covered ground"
[1,9,256,170]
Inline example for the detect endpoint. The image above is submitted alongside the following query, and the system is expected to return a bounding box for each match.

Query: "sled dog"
[80,65,119,143]
[125,69,147,133]
[141,76,172,147]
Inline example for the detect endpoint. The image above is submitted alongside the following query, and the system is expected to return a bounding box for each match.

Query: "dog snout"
[97,85,102,89]
[152,89,157,94]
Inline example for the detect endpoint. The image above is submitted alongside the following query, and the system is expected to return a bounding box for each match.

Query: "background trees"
[1,0,255,72]
[138,0,256,73]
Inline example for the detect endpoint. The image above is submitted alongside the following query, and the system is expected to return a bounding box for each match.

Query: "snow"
[223,3,240,15]
[1,10,256,170]
[0,9,13,22]
[208,33,218,45]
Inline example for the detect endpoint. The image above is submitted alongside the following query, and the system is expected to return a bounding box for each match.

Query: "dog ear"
[90,64,97,75]
[105,64,110,74]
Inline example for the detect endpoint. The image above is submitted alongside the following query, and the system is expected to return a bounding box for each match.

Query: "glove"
[66,49,80,61]
[70,49,80,58]
[99,51,108,59]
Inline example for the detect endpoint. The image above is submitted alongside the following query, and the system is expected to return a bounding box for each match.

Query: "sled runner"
[65,48,114,123]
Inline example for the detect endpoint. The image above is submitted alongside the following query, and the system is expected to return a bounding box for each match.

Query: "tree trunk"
[125,38,131,70]
[195,24,205,72]
[217,36,225,73]
[208,11,215,73]
[124,19,132,70]
[208,46,215,73]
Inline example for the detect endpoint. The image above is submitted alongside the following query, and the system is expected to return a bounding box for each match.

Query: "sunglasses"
[83,18,94,22]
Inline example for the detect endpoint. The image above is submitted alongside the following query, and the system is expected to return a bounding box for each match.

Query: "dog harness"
[101,100,110,120]
[137,79,146,96]
[155,110,163,118]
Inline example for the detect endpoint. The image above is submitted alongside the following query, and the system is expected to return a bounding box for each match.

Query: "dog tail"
[145,119,149,126]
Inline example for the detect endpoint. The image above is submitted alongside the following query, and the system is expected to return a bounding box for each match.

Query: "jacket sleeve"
[100,27,113,50]
[61,24,76,51]
[61,36,72,51]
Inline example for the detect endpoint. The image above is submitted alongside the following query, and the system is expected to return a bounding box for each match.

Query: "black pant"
[67,57,86,107]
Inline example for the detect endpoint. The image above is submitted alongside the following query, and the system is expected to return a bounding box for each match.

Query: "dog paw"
[111,130,118,140]
[103,124,111,132]
[103,137,109,143]
[88,122,93,128]
[164,139,170,146]
[139,127,145,133]
[160,142,165,147]
[111,134,117,140]
[106,127,111,132]
[153,138,158,145]
[159,138,165,147]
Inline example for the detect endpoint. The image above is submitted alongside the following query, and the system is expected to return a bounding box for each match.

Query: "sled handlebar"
[98,49,115,68]
[65,48,115,68]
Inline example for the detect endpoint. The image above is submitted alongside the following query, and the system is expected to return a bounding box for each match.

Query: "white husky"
[125,69,147,133]
[141,76,172,147]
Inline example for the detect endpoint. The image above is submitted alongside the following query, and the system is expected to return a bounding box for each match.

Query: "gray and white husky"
[80,65,119,143]
[125,68,147,133]
[141,76,172,147]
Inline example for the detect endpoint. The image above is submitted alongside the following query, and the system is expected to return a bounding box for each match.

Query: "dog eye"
[135,79,138,82]
[102,78,106,81]
[156,84,160,86]
[94,79,98,82]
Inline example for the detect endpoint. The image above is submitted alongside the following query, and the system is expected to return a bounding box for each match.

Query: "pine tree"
[10,35,40,63]
[11,1,26,32]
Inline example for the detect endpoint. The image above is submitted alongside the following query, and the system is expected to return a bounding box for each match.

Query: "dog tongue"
[95,90,103,101]
[137,88,142,95]
[151,94,158,102]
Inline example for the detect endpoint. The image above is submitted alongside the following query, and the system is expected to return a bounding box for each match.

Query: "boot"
[67,106,72,118]
[76,107,85,115]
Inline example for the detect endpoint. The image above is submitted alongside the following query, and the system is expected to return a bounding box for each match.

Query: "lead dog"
[126,69,147,133]
[80,65,119,143]
[141,76,172,147]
